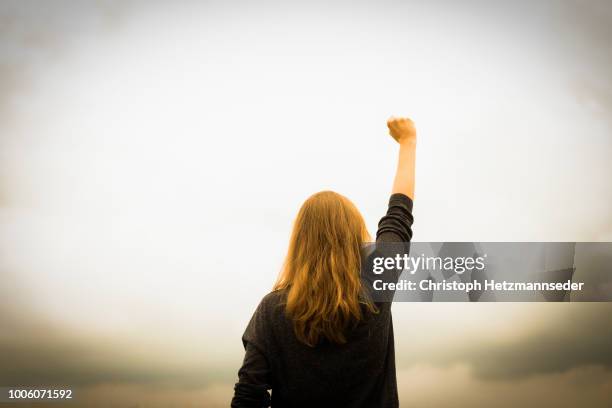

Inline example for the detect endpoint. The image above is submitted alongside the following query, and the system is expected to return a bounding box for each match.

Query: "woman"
[231,117,416,407]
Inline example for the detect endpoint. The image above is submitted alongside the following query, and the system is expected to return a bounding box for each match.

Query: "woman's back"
[244,288,396,407]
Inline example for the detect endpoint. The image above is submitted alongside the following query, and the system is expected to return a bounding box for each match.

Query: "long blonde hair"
[274,191,377,347]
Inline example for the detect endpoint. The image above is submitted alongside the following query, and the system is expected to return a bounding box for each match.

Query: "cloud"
[396,364,612,408]
[0,317,233,388]
[0,1,137,136]
[0,285,234,388]
[559,0,612,124]
[466,304,612,379]
[394,303,612,380]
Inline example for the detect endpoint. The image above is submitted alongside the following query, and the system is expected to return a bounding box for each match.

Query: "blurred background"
[1,0,611,406]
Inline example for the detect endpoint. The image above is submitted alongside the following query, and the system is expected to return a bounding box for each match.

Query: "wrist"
[399,138,416,147]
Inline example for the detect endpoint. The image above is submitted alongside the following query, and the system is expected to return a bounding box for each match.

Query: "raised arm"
[387,116,417,200]
[369,117,416,301]
[375,116,416,244]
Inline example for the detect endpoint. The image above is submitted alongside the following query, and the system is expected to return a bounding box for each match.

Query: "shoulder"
[243,290,289,351]
[252,289,287,324]
[245,290,287,337]
[260,289,287,310]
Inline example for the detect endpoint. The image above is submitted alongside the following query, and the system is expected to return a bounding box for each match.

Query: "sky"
[0,0,611,407]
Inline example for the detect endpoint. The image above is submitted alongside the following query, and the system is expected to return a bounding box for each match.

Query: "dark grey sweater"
[231,194,414,408]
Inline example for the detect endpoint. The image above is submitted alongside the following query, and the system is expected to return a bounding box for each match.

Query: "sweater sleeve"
[376,193,414,243]
[231,343,271,408]
[231,297,272,408]
[362,193,414,303]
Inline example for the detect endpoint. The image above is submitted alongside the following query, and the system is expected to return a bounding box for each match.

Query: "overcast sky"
[1,1,611,406]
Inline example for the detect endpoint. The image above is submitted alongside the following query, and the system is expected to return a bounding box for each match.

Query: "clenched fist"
[387,116,416,145]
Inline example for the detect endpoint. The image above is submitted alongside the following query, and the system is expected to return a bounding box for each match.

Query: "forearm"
[391,140,416,199]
